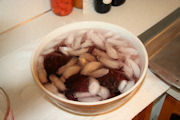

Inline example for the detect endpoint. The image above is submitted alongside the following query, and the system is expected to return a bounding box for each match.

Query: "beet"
[64,74,89,100]
[110,69,129,82]
[65,90,77,101]
[65,74,89,92]
[98,69,129,97]
[43,52,71,74]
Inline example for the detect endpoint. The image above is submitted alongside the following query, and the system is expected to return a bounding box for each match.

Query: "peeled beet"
[64,74,89,100]
[43,52,71,75]
[98,69,129,98]
[65,74,89,92]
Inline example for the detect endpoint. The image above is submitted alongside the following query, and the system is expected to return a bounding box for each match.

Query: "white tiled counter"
[0,0,179,120]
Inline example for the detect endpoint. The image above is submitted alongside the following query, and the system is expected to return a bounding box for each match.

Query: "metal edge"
[138,7,180,44]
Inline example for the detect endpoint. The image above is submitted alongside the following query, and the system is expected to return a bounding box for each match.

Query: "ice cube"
[97,86,110,99]
[88,68,109,78]
[88,78,100,95]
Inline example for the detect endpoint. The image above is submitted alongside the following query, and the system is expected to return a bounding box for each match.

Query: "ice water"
[36,29,141,102]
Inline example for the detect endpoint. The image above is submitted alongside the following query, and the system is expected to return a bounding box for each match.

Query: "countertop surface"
[0,0,179,120]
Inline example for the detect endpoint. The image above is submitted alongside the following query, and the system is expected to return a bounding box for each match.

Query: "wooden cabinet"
[133,94,180,120]
[133,103,153,120]
[158,94,180,120]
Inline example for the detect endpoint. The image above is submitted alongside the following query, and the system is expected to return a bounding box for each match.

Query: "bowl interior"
[31,21,148,106]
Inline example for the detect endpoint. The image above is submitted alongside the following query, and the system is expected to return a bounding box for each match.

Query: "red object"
[50,0,73,16]
[65,74,89,92]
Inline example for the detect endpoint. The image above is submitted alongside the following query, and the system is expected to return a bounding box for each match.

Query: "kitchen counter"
[0,0,179,120]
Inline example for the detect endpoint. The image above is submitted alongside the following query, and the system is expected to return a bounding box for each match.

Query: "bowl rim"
[31,21,148,106]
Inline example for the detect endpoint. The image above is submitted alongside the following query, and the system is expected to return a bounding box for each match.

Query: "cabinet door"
[133,103,153,120]
[158,94,180,120]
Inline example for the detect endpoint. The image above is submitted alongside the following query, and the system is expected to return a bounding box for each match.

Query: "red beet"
[98,69,129,97]
[110,69,129,82]
[44,52,71,74]
[65,90,77,101]
[64,74,89,100]
[65,74,89,92]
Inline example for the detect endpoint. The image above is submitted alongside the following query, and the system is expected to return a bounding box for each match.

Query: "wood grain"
[158,94,180,120]
[132,102,153,120]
